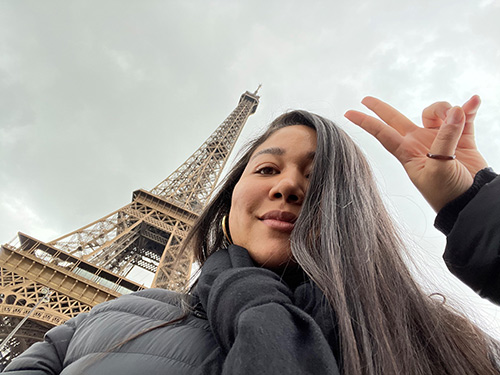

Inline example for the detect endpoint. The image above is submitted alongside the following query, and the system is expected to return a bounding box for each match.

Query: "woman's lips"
[259,211,297,233]
[261,218,295,233]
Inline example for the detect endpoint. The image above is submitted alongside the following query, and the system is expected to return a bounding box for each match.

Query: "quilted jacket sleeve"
[2,313,88,374]
[435,168,500,304]
[197,245,340,375]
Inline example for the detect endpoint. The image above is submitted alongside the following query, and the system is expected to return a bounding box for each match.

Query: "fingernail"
[447,107,463,124]
[361,96,372,106]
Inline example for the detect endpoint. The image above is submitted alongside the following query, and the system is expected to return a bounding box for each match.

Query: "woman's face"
[228,125,317,268]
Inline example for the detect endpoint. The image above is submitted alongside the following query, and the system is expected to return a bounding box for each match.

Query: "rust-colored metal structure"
[0,88,260,367]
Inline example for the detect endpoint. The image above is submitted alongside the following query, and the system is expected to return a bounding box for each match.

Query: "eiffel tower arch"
[0,88,260,367]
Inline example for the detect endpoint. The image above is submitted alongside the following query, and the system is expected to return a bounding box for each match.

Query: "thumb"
[428,106,465,157]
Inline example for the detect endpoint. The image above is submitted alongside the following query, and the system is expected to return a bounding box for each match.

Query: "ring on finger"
[426,153,456,160]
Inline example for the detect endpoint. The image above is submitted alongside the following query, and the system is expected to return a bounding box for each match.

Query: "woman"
[4,96,499,374]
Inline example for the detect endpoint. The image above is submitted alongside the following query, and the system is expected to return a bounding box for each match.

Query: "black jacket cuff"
[434,168,498,235]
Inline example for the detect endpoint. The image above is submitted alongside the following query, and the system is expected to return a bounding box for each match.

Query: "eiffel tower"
[0,88,260,367]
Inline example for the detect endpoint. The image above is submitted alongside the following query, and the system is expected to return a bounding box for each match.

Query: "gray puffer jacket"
[4,289,216,374]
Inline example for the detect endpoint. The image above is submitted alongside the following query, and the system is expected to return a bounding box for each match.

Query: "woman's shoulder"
[129,287,185,305]
[58,288,215,373]
[89,288,186,321]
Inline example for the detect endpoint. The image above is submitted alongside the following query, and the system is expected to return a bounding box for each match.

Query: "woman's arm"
[196,245,340,375]
[436,170,500,304]
[345,96,500,303]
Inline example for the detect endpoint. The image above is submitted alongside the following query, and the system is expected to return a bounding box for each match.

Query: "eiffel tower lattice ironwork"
[0,88,260,367]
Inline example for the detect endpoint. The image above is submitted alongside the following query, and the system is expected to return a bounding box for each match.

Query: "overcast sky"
[1,0,499,335]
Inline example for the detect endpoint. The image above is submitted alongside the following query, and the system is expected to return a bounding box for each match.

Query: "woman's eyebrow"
[250,147,284,160]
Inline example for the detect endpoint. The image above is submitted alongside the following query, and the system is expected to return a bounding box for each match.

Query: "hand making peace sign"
[344,95,488,212]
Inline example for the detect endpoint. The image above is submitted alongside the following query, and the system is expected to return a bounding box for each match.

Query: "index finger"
[361,96,416,135]
[344,109,405,161]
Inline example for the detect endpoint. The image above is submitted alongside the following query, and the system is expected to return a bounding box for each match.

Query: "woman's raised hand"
[344,96,488,212]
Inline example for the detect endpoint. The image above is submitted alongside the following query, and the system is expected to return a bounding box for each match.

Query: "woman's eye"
[256,166,278,175]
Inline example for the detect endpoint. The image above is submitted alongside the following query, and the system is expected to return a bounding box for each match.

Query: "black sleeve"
[434,168,500,304]
[3,313,88,374]
[197,245,340,375]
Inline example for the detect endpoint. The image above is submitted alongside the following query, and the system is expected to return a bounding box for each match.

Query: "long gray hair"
[183,110,499,374]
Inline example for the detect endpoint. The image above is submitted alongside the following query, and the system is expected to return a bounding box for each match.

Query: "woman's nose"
[269,174,305,204]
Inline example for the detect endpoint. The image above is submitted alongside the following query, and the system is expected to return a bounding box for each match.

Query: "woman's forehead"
[252,125,317,157]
